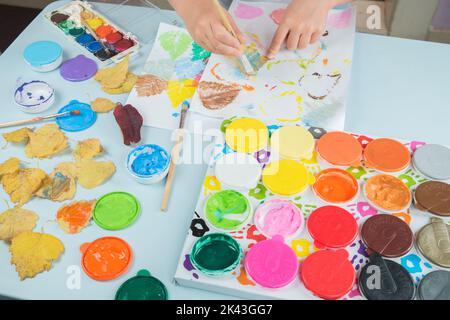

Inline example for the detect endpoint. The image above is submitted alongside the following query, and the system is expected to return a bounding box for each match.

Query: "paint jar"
[214,152,262,190]
[126,144,170,184]
[412,144,450,181]
[270,126,315,161]
[254,199,304,240]
[14,80,55,113]
[417,270,450,300]
[262,159,315,197]
[312,168,360,205]
[204,190,253,231]
[23,41,63,72]
[190,233,243,277]
[225,117,269,154]
[363,138,411,174]
[413,181,450,218]
[115,269,168,300]
[244,235,299,289]
[316,131,362,167]
[415,218,450,269]
[363,174,412,213]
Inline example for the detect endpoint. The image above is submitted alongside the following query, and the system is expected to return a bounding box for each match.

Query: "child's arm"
[267,0,353,58]
[169,0,244,56]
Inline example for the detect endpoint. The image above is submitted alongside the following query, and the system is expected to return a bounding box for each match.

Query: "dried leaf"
[54,162,78,178]
[95,56,129,89]
[102,72,137,94]
[25,124,68,159]
[76,159,116,189]
[198,81,241,110]
[0,208,38,241]
[2,128,33,143]
[113,103,143,146]
[135,74,168,97]
[56,200,94,234]
[10,231,64,280]
[73,139,103,161]
[91,98,116,113]
[36,171,76,202]
[1,168,48,205]
[0,157,21,177]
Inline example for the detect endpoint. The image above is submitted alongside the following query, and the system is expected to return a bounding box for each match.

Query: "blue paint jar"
[76,33,95,47]
[23,41,63,72]
[87,41,103,53]
[126,144,171,184]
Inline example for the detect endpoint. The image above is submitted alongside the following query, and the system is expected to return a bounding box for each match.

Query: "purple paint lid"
[60,55,98,82]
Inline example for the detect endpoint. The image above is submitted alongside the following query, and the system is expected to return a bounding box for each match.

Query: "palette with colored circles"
[45,1,139,64]
[175,117,450,300]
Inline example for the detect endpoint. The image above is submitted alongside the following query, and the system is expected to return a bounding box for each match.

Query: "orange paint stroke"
[57,200,94,234]
[211,63,224,81]
[393,211,412,225]
[236,265,255,286]
[323,58,328,65]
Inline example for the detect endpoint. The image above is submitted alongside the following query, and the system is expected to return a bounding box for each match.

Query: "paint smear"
[211,63,224,81]
[298,72,342,100]
[166,79,198,108]
[175,57,206,79]
[198,81,241,110]
[191,42,211,61]
[365,174,411,211]
[327,7,352,29]
[57,200,94,234]
[270,8,285,25]
[159,30,192,60]
[135,75,168,97]
[234,3,264,19]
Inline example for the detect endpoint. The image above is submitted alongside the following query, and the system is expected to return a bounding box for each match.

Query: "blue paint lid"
[56,100,97,132]
[23,41,62,66]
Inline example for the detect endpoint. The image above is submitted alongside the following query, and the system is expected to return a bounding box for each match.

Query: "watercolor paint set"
[174,117,450,300]
[45,1,140,64]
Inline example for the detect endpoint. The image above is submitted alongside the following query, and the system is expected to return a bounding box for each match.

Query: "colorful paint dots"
[364,174,411,212]
[204,190,252,231]
[316,131,362,166]
[363,138,411,173]
[96,24,114,39]
[270,126,315,161]
[414,181,450,217]
[76,33,95,46]
[56,100,97,132]
[418,270,450,300]
[358,254,415,300]
[190,233,242,276]
[307,205,358,248]
[301,249,355,300]
[106,31,123,45]
[115,38,135,53]
[225,118,268,153]
[81,236,132,281]
[313,168,359,204]
[115,269,168,300]
[361,214,413,258]
[93,192,140,231]
[413,144,450,180]
[416,218,450,269]
[254,199,303,239]
[214,153,262,189]
[245,235,298,288]
[262,160,315,196]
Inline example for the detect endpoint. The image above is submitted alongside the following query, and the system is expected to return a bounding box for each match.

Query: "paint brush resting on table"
[0,110,80,129]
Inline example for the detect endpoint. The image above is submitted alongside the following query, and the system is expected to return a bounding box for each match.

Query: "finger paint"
[313,168,359,204]
[364,138,411,173]
[56,200,95,234]
[270,126,315,160]
[262,160,315,196]
[364,174,411,212]
[254,199,303,239]
[225,118,269,153]
[316,131,362,166]
[245,235,298,288]
[204,190,252,231]
[190,233,242,276]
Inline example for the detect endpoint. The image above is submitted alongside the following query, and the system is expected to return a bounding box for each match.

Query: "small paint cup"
[126,144,171,184]
[204,190,253,231]
[270,125,315,161]
[312,168,360,205]
[224,117,269,154]
[363,138,411,174]
[412,144,450,181]
[115,269,168,300]
[363,174,412,213]
[214,152,262,190]
[316,131,362,167]
[14,80,55,113]
[23,41,63,72]
[254,199,304,240]
[190,233,243,277]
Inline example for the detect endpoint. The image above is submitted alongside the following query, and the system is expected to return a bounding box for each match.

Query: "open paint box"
[45,0,183,65]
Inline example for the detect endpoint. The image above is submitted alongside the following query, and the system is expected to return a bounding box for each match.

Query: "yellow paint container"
[270,126,315,160]
[225,118,269,153]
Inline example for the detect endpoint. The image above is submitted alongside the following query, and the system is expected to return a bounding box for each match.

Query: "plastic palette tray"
[174,121,448,300]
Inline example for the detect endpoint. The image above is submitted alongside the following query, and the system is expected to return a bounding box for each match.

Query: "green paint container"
[204,190,252,231]
[115,269,168,300]
[93,192,140,230]
[190,233,243,277]
[69,27,85,37]
[58,20,76,34]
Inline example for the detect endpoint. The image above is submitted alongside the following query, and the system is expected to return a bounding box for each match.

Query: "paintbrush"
[0,110,80,129]
[161,101,189,212]
[212,0,256,75]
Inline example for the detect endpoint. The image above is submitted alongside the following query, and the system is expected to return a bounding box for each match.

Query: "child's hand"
[170,0,244,57]
[267,0,335,58]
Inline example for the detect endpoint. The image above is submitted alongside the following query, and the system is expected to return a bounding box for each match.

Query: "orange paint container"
[313,168,359,204]
[316,131,362,166]
[363,138,411,173]
[364,174,411,213]
[96,24,114,39]
[81,237,133,281]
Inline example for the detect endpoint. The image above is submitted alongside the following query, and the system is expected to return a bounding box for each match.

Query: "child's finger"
[310,32,321,44]
[207,25,241,56]
[287,29,301,51]
[211,22,241,49]
[226,12,245,44]
[299,32,312,49]
[267,26,289,59]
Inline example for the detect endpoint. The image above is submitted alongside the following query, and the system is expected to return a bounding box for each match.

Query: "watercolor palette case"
[174,118,450,300]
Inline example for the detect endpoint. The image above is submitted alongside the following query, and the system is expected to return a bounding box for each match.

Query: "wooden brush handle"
[212,0,239,40]
[161,130,184,211]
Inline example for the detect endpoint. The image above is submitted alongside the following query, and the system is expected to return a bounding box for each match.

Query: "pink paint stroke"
[270,8,285,25]
[234,3,264,19]
[327,7,352,29]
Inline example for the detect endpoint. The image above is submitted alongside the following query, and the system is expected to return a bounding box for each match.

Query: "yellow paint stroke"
[343,58,351,65]
[291,238,318,258]
[266,58,315,71]
[280,80,296,85]
[166,79,197,108]
[203,175,221,196]
[210,62,224,81]
[393,211,412,225]
[259,91,303,123]
[301,151,319,165]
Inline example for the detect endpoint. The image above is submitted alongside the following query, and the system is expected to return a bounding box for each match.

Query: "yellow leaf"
[10,231,64,280]
[56,200,94,234]
[91,98,116,113]
[167,79,197,108]
[0,157,21,177]
[0,208,38,241]
[1,168,48,205]
[2,128,33,143]
[95,56,129,89]
[76,159,116,189]
[36,170,76,202]
[25,124,68,159]
[73,139,103,162]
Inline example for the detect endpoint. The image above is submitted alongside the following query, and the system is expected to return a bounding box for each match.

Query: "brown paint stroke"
[198,81,241,110]
[135,74,168,97]
[298,72,342,100]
